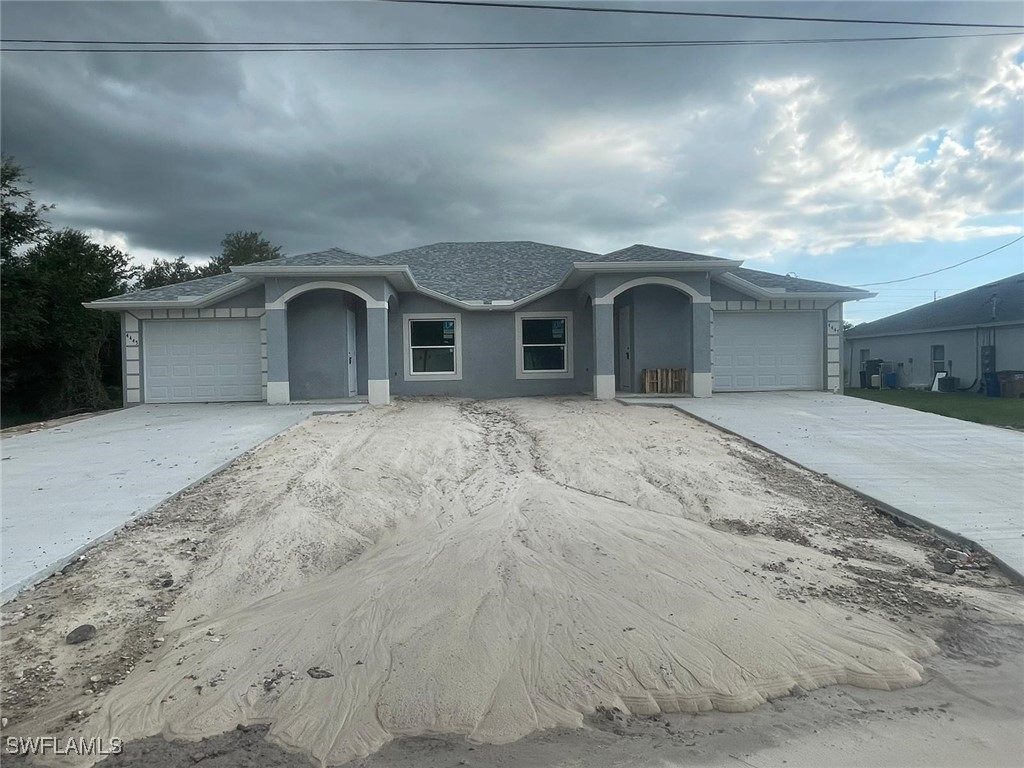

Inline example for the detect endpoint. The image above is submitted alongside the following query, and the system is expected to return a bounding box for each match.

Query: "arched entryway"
[286,289,365,400]
[613,285,693,393]
[591,275,712,399]
[264,280,393,405]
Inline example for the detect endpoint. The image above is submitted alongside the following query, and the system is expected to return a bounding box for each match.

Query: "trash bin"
[859,371,868,389]
[864,359,884,388]
[997,371,1024,398]
[983,371,1000,398]
[884,372,898,389]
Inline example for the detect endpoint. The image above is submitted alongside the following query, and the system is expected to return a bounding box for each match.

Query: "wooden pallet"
[641,367,689,394]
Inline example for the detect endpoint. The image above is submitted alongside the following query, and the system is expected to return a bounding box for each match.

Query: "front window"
[516,312,573,379]
[522,318,567,371]
[404,314,462,380]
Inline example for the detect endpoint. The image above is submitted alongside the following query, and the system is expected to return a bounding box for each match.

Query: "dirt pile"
[4,399,1019,768]
[70,400,936,765]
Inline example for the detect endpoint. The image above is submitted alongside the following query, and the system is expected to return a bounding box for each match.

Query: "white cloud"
[3,2,1021,264]
[84,228,205,268]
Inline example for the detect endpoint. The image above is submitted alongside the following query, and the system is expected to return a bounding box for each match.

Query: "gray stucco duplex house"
[86,242,873,405]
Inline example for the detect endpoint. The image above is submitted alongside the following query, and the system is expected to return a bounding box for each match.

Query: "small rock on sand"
[66,624,96,645]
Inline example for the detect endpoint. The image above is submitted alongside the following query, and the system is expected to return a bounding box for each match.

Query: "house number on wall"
[827,321,841,334]
[125,332,139,345]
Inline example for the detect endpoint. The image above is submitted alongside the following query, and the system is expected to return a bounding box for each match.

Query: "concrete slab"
[0,403,362,601]
[622,392,1024,579]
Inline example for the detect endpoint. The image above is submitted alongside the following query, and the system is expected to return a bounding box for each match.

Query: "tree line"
[1,155,282,426]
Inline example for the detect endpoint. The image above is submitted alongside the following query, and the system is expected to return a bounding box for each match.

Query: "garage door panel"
[714,312,822,392]
[144,319,261,403]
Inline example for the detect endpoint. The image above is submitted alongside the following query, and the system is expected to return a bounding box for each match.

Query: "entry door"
[617,306,631,391]
[346,309,358,397]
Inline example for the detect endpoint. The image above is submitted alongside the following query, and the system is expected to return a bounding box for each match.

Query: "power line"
[853,236,1024,287]
[3,31,1018,46]
[379,0,1024,30]
[3,31,1019,53]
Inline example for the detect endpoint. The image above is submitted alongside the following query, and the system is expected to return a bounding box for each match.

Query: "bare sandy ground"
[1,397,1021,767]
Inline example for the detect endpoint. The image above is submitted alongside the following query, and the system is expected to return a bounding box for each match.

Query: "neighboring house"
[845,273,1024,390]
[85,242,872,405]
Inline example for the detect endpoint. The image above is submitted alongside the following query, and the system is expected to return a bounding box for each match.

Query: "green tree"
[138,256,202,289]
[1,155,53,261]
[1,157,53,398]
[200,230,282,277]
[23,230,136,415]
[16,229,138,415]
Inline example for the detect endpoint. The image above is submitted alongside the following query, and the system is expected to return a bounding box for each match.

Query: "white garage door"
[713,312,822,392]
[144,320,262,403]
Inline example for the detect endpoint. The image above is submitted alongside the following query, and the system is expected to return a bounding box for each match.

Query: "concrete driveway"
[624,392,1024,579]
[0,404,357,601]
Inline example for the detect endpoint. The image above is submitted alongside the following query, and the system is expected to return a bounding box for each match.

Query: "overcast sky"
[2,0,1022,322]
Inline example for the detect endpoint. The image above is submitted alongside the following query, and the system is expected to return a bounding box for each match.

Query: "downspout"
[976,325,980,391]
[848,331,855,389]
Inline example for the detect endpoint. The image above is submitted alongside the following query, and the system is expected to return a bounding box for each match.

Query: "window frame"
[515,311,574,380]
[403,313,463,381]
[930,344,946,377]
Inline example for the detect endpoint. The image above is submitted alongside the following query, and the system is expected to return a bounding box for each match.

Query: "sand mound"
[84,399,933,765]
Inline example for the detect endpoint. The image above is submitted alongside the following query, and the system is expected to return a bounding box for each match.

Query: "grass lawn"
[845,388,1024,429]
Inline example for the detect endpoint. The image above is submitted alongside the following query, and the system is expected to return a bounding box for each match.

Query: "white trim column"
[592,299,615,399]
[367,304,391,405]
[826,302,843,393]
[693,302,712,398]
[265,307,290,404]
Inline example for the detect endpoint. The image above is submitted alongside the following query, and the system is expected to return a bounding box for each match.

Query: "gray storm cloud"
[2,1,1021,264]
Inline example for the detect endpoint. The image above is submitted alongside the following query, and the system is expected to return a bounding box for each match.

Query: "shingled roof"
[732,267,871,294]
[385,241,598,301]
[846,273,1024,337]
[90,241,869,305]
[593,244,729,263]
[243,247,386,268]
[88,272,250,304]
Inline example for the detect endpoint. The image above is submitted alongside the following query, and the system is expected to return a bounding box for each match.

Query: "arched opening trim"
[594,276,710,305]
[267,281,389,310]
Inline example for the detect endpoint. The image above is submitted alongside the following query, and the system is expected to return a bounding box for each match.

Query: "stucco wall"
[709,281,757,302]
[208,286,265,309]
[996,325,1024,370]
[287,289,358,400]
[847,323,1024,389]
[388,291,594,398]
[846,328,979,389]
